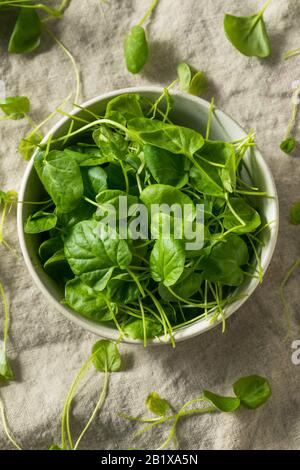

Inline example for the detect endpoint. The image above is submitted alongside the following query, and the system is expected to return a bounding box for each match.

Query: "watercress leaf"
[289,201,300,225]
[19,130,42,160]
[203,390,240,412]
[0,96,30,119]
[37,150,84,213]
[233,375,271,409]
[39,237,64,263]
[159,269,203,301]
[93,126,128,160]
[106,162,139,194]
[64,220,132,290]
[95,190,138,221]
[56,200,95,230]
[223,197,261,234]
[81,166,107,198]
[8,8,42,54]
[200,234,249,286]
[189,71,208,96]
[146,391,171,416]
[280,137,297,155]
[24,211,57,234]
[92,339,122,372]
[107,274,141,304]
[0,342,13,381]
[140,184,196,220]
[150,237,185,286]
[44,249,73,281]
[65,278,111,321]
[123,318,163,340]
[128,118,204,157]
[224,7,272,58]
[144,144,188,188]
[0,190,17,205]
[105,94,144,122]
[190,141,236,196]
[124,25,149,74]
[177,62,192,92]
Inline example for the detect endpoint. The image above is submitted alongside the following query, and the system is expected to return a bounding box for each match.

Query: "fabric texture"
[0,0,300,450]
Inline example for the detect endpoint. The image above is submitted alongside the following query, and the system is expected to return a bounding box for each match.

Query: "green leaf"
[189,71,208,96]
[146,391,171,416]
[289,201,300,225]
[93,126,128,160]
[200,234,249,286]
[65,278,112,321]
[140,184,195,219]
[39,237,64,263]
[223,197,261,234]
[203,390,240,412]
[224,3,272,58]
[56,200,95,230]
[8,8,42,54]
[107,274,141,304]
[92,340,122,372]
[190,141,236,197]
[49,445,63,450]
[128,118,204,157]
[280,137,297,155]
[233,375,272,409]
[159,269,203,301]
[0,190,17,205]
[43,249,73,281]
[144,144,188,188]
[150,237,185,286]
[105,94,144,123]
[0,96,30,119]
[0,343,13,381]
[35,150,84,214]
[95,190,138,220]
[24,211,57,234]
[19,130,42,160]
[177,62,192,92]
[64,220,132,290]
[124,25,149,74]
[123,318,163,340]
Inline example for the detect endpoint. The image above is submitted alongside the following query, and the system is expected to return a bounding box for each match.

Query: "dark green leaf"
[223,197,261,234]
[280,137,297,155]
[93,126,128,160]
[8,8,42,54]
[144,144,188,188]
[39,237,64,263]
[123,318,163,340]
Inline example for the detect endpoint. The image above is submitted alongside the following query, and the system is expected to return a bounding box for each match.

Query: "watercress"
[224,0,272,58]
[25,92,266,345]
[177,62,208,96]
[122,375,271,449]
[124,0,159,74]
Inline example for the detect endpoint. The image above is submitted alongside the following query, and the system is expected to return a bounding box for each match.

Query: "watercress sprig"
[121,375,271,449]
[124,0,159,74]
[224,0,272,58]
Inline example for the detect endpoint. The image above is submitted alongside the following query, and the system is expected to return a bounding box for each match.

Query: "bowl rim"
[17,86,279,345]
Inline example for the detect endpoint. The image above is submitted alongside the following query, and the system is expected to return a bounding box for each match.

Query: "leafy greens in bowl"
[17,87,279,345]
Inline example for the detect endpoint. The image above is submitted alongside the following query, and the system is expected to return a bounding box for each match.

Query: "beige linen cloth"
[0,0,300,450]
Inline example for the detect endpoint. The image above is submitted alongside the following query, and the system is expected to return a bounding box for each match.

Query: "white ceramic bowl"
[17,87,279,345]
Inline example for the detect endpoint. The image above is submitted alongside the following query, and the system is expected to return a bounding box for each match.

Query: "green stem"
[259,0,272,16]
[138,298,147,348]
[0,398,22,450]
[225,193,246,226]
[0,280,9,350]
[6,3,61,17]
[73,371,109,450]
[126,268,145,297]
[138,0,159,26]
[206,97,214,140]
[283,47,300,61]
